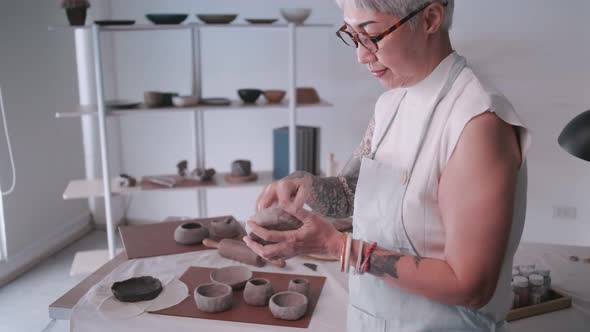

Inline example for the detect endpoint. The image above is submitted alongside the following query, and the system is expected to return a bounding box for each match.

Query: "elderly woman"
[244,0,530,331]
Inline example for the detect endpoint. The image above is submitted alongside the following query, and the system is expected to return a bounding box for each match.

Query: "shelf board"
[63,171,275,200]
[48,23,333,32]
[55,100,333,118]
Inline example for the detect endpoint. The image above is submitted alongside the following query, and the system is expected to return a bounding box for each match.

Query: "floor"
[0,231,119,332]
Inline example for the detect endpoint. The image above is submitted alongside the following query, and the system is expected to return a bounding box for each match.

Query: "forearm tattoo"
[306,117,376,218]
[369,252,403,279]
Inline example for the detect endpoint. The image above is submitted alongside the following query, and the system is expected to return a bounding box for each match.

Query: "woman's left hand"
[243,208,343,261]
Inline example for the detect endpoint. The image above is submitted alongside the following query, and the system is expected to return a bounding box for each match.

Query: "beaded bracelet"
[360,242,377,274]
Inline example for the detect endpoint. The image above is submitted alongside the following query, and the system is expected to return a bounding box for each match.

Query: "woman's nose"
[357,45,376,64]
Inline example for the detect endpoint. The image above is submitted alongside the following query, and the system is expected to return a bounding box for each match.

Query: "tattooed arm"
[304,116,375,217]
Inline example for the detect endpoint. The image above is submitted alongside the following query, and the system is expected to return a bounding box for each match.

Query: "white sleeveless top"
[372,52,531,321]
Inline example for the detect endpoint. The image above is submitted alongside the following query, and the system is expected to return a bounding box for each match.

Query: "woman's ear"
[422,2,446,34]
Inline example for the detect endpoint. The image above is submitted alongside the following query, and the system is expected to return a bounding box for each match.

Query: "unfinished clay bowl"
[210,265,252,290]
[246,205,303,245]
[173,222,209,245]
[231,159,252,177]
[269,291,308,321]
[263,90,286,104]
[194,283,233,313]
[210,216,240,239]
[288,278,310,298]
[296,87,320,104]
[243,278,274,306]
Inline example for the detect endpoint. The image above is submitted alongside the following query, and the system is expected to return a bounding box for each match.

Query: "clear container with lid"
[512,276,529,308]
[528,274,546,305]
[519,264,536,278]
[535,269,551,300]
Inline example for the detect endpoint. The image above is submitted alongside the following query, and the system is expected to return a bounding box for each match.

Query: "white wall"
[0,0,91,281]
[106,0,590,246]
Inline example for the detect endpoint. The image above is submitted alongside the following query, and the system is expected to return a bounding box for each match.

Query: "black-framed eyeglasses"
[336,1,448,53]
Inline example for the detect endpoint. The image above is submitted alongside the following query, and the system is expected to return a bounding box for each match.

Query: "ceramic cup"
[288,278,310,297]
[210,265,253,290]
[243,278,274,306]
[269,291,308,321]
[173,222,209,245]
[210,216,240,239]
[194,283,233,313]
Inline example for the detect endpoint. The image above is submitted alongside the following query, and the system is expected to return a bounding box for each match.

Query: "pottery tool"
[203,239,286,268]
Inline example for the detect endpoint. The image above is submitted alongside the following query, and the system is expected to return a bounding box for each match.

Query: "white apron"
[347,55,506,332]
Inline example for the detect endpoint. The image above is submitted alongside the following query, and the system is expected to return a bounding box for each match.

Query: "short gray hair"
[336,0,454,31]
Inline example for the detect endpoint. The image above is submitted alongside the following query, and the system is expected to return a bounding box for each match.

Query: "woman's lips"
[371,68,387,78]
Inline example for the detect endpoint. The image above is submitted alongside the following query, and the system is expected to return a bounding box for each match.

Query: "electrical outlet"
[552,206,577,220]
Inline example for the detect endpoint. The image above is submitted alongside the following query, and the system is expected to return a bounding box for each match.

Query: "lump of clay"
[246,205,303,245]
[190,168,216,181]
[111,276,163,302]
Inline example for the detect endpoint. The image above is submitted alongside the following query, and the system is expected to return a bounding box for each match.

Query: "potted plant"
[61,0,90,26]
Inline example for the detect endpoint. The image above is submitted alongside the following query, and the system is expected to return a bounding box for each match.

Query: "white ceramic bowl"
[280,8,312,24]
[172,95,200,107]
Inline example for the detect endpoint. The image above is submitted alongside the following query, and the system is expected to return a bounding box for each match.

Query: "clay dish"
[146,14,188,25]
[269,291,308,321]
[197,14,238,25]
[210,265,253,290]
[173,222,209,245]
[288,278,310,297]
[111,276,163,303]
[210,216,240,239]
[238,89,262,104]
[296,87,320,104]
[194,283,233,313]
[243,278,274,306]
[263,90,286,104]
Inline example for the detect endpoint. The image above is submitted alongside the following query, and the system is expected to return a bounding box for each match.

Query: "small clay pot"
[263,90,286,104]
[210,216,240,239]
[144,91,165,108]
[269,291,308,321]
[173,222,209,245]
[231,160,252,177]
[296,87,320,104]
[210,265,253,290]
[194,283,233,313]
[288,278,310,297]
[65,8,87,26]
[243,278,274,306]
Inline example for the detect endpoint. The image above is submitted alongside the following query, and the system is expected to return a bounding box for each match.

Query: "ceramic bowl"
[173,222,209,245]
[197,14,238,24]
[172,95,200,107]
[296,87,320,104]
[210,216,240,239]
[263,90,286,104]
[210,265,253,290]
[243,278,274,306]
[144,91,178,108]
[194,283,233,313]
[231,159,252,177]
[238,89,262,104]
[280,8,312,24]
[288,278,310,297]
[245,18,278,25]
[146,14,188,25]
[269,291,308,321]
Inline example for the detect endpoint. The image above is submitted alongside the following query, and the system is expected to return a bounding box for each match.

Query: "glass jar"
[536,269,551,300]
[512,276,529,308]
[528,274,546,305]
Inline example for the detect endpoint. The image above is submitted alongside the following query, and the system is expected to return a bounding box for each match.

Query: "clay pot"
[65,8,87,26]
[296,87,320,104]
[231,160,252,177]
[269,291,308,321]
[194,283,233,313]
[210,216,240,239]
[246,205,303,245]
[210,265,253,290]
[263,90,286,104]
[173,222,209,245]
[288,278,310,298]
[144,91,178,108]
[243,278,274,306]
[238,89,262,104]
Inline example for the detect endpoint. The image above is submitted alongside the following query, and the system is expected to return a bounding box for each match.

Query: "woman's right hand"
[255,171,313,212]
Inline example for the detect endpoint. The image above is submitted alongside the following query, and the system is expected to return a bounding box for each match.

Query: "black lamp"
[558,110,590,162]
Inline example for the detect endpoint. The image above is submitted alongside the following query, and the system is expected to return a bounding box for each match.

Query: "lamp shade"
[558,109,590,162]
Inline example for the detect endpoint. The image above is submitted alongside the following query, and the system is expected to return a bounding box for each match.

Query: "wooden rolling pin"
[203,238,286,268]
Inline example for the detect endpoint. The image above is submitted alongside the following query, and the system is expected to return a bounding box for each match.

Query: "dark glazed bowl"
[238,89,262,104]
[146,14,188,25]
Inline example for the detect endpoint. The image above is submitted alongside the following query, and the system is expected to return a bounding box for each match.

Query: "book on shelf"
[273,126,320,179]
